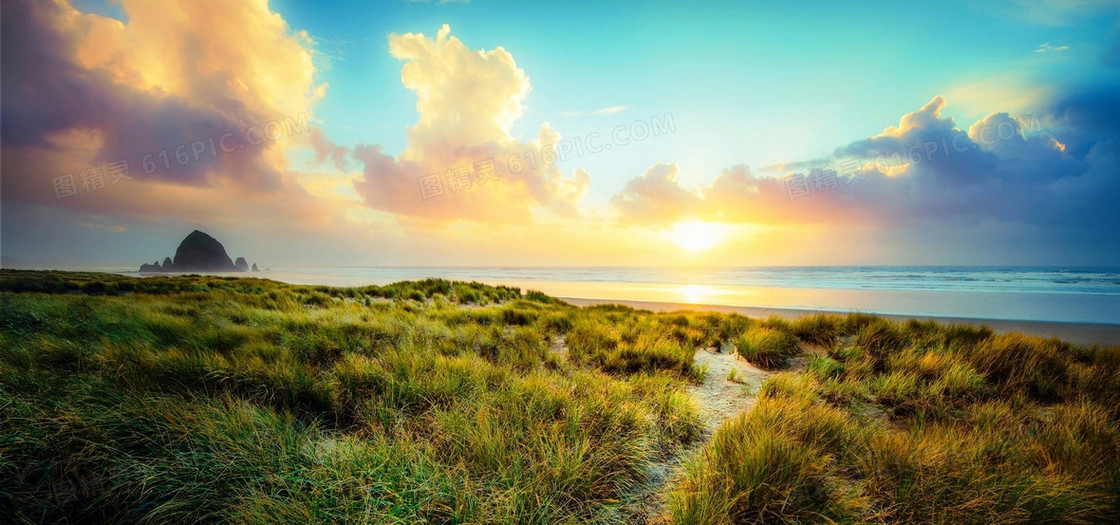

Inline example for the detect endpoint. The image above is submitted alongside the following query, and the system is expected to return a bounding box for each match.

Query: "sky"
[2,0,1119,268]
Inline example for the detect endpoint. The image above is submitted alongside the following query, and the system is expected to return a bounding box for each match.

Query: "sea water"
[251,266,1120,325]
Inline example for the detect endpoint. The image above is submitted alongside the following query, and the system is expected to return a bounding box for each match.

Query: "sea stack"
[171,230,242,272]
[139,230,258,273]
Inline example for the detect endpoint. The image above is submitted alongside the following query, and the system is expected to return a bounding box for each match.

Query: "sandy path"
[547,336,770,433]
[688,345,772,435]
[624,346,773,523]
[546,336,776,522]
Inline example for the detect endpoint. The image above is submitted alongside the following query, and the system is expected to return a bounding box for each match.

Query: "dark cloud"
[1048,86,1120,154]
[837,97,998,185]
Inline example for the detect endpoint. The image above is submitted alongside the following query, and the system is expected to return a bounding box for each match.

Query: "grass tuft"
[736,325,800,369]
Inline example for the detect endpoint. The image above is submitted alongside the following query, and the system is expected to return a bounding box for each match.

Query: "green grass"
[0,270,705,524]
[668,314,1120,525]
[735,323,801,369]
[564,313,704,379]
[2,270,1118,524]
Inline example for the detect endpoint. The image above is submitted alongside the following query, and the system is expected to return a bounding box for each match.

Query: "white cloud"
[1035,42,1070,53]
[352,25,590,224]
[561,105,630,117]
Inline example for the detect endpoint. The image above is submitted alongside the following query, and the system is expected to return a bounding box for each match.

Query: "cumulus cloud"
[351,25,590,224]
[610,163,703,225]
[967,112,1083,186]
[611,94,1120,260]
[0,0,357,247]
[1,0,324,194]
[611,163,871,227]
[837,96,998,185]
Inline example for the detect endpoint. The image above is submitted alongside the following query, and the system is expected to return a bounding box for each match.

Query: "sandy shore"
[561,297,1120,347]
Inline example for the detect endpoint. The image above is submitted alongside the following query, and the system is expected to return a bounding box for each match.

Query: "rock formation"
[171,230,241,272]
[138,230,257,273]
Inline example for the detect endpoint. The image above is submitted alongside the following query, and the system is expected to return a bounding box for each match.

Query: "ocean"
[248,266,1120,325]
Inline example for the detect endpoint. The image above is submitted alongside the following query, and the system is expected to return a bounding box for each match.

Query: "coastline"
[5,270,1120,522]
[96,269,1120,346]
[561,297,1120,347]
[110,267,1120,327]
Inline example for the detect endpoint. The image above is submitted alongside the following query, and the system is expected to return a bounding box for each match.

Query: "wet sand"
[561,297,1120,347]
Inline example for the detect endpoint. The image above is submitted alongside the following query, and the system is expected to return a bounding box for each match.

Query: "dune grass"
[735,321,800,369]
[0,270,706,524]
[2,270,1118,524]
[668,313,1120,525]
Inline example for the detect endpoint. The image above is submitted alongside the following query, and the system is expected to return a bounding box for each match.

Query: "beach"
[115,266,1120,345]
[241,266,1120,345]
[208,266,1120,325]
[120,265,1120,345]
[562,297,1120,347]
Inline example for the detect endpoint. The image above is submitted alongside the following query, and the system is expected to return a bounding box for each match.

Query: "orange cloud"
[611,163,870,228]
[610,163,704,225]
[610,93,1114,249]
[1,0,350,238]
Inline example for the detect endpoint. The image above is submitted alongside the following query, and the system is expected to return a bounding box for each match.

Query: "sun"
[668,221,728,253]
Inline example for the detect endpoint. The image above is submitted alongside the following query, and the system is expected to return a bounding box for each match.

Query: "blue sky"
[3,0,1119,267]
[266,0,1117,199]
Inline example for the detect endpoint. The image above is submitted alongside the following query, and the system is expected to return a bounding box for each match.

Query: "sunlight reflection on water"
[160,267,1120,325]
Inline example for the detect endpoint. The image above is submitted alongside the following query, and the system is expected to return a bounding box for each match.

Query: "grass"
[0,270,705,524]
[1,270,1118,524]
[564,312,705,379]
[667,312,1120,525]
[735,322,800,369]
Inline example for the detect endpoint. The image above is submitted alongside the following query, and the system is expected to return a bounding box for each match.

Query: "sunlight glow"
[668,221,728,253]
[679,284,714,304]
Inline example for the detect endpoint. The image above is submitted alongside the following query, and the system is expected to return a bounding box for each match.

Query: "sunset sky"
[3,0,1119,268]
